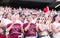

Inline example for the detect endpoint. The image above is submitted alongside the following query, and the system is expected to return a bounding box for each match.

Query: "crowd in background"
[0,6,60,38]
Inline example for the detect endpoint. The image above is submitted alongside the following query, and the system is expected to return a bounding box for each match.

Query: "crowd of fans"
[0,6,60,38]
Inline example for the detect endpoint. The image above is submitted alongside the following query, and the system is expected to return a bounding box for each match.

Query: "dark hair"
[37,18,40,20]
[11,12,14,15]
[52,15,58,23]
[20,14,26,17]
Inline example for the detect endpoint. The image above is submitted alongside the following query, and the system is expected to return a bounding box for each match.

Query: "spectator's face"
[55,15,60,21]
[27,16,32,22]
[32,14,37,19]
[15,14,19,19]
[39,17,45,23]
[48,16,52,22]
[22,15,25,19]
[39,18,42,23]
[41,17,46,23]
[7,13,12,19]
[11,15,16,21]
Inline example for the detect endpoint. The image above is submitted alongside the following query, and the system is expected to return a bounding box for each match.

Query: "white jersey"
[53,22,60,28]
[53,22,60,38]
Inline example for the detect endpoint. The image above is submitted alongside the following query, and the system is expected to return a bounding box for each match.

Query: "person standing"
[52,15,60,38]
[23,16,37,38]
[36,16,51,38]
[6,14,23,38]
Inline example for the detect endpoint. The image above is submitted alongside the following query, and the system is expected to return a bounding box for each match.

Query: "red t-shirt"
[23,23,36,36]
[6,23,21,35]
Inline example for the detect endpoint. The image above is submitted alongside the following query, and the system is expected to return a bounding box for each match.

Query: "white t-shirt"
[53,22,60,28]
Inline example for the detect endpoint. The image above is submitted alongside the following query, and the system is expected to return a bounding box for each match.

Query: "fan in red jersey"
[23,16,37,38]
[6,13,23,38]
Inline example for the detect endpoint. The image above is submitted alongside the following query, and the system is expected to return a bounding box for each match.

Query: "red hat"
[43,6,49,13]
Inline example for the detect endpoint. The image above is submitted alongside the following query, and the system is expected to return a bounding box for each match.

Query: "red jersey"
[23,23,36,36]
[6,23,22,38]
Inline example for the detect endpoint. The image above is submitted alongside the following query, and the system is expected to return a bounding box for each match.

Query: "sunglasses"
[38,18,45,20]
